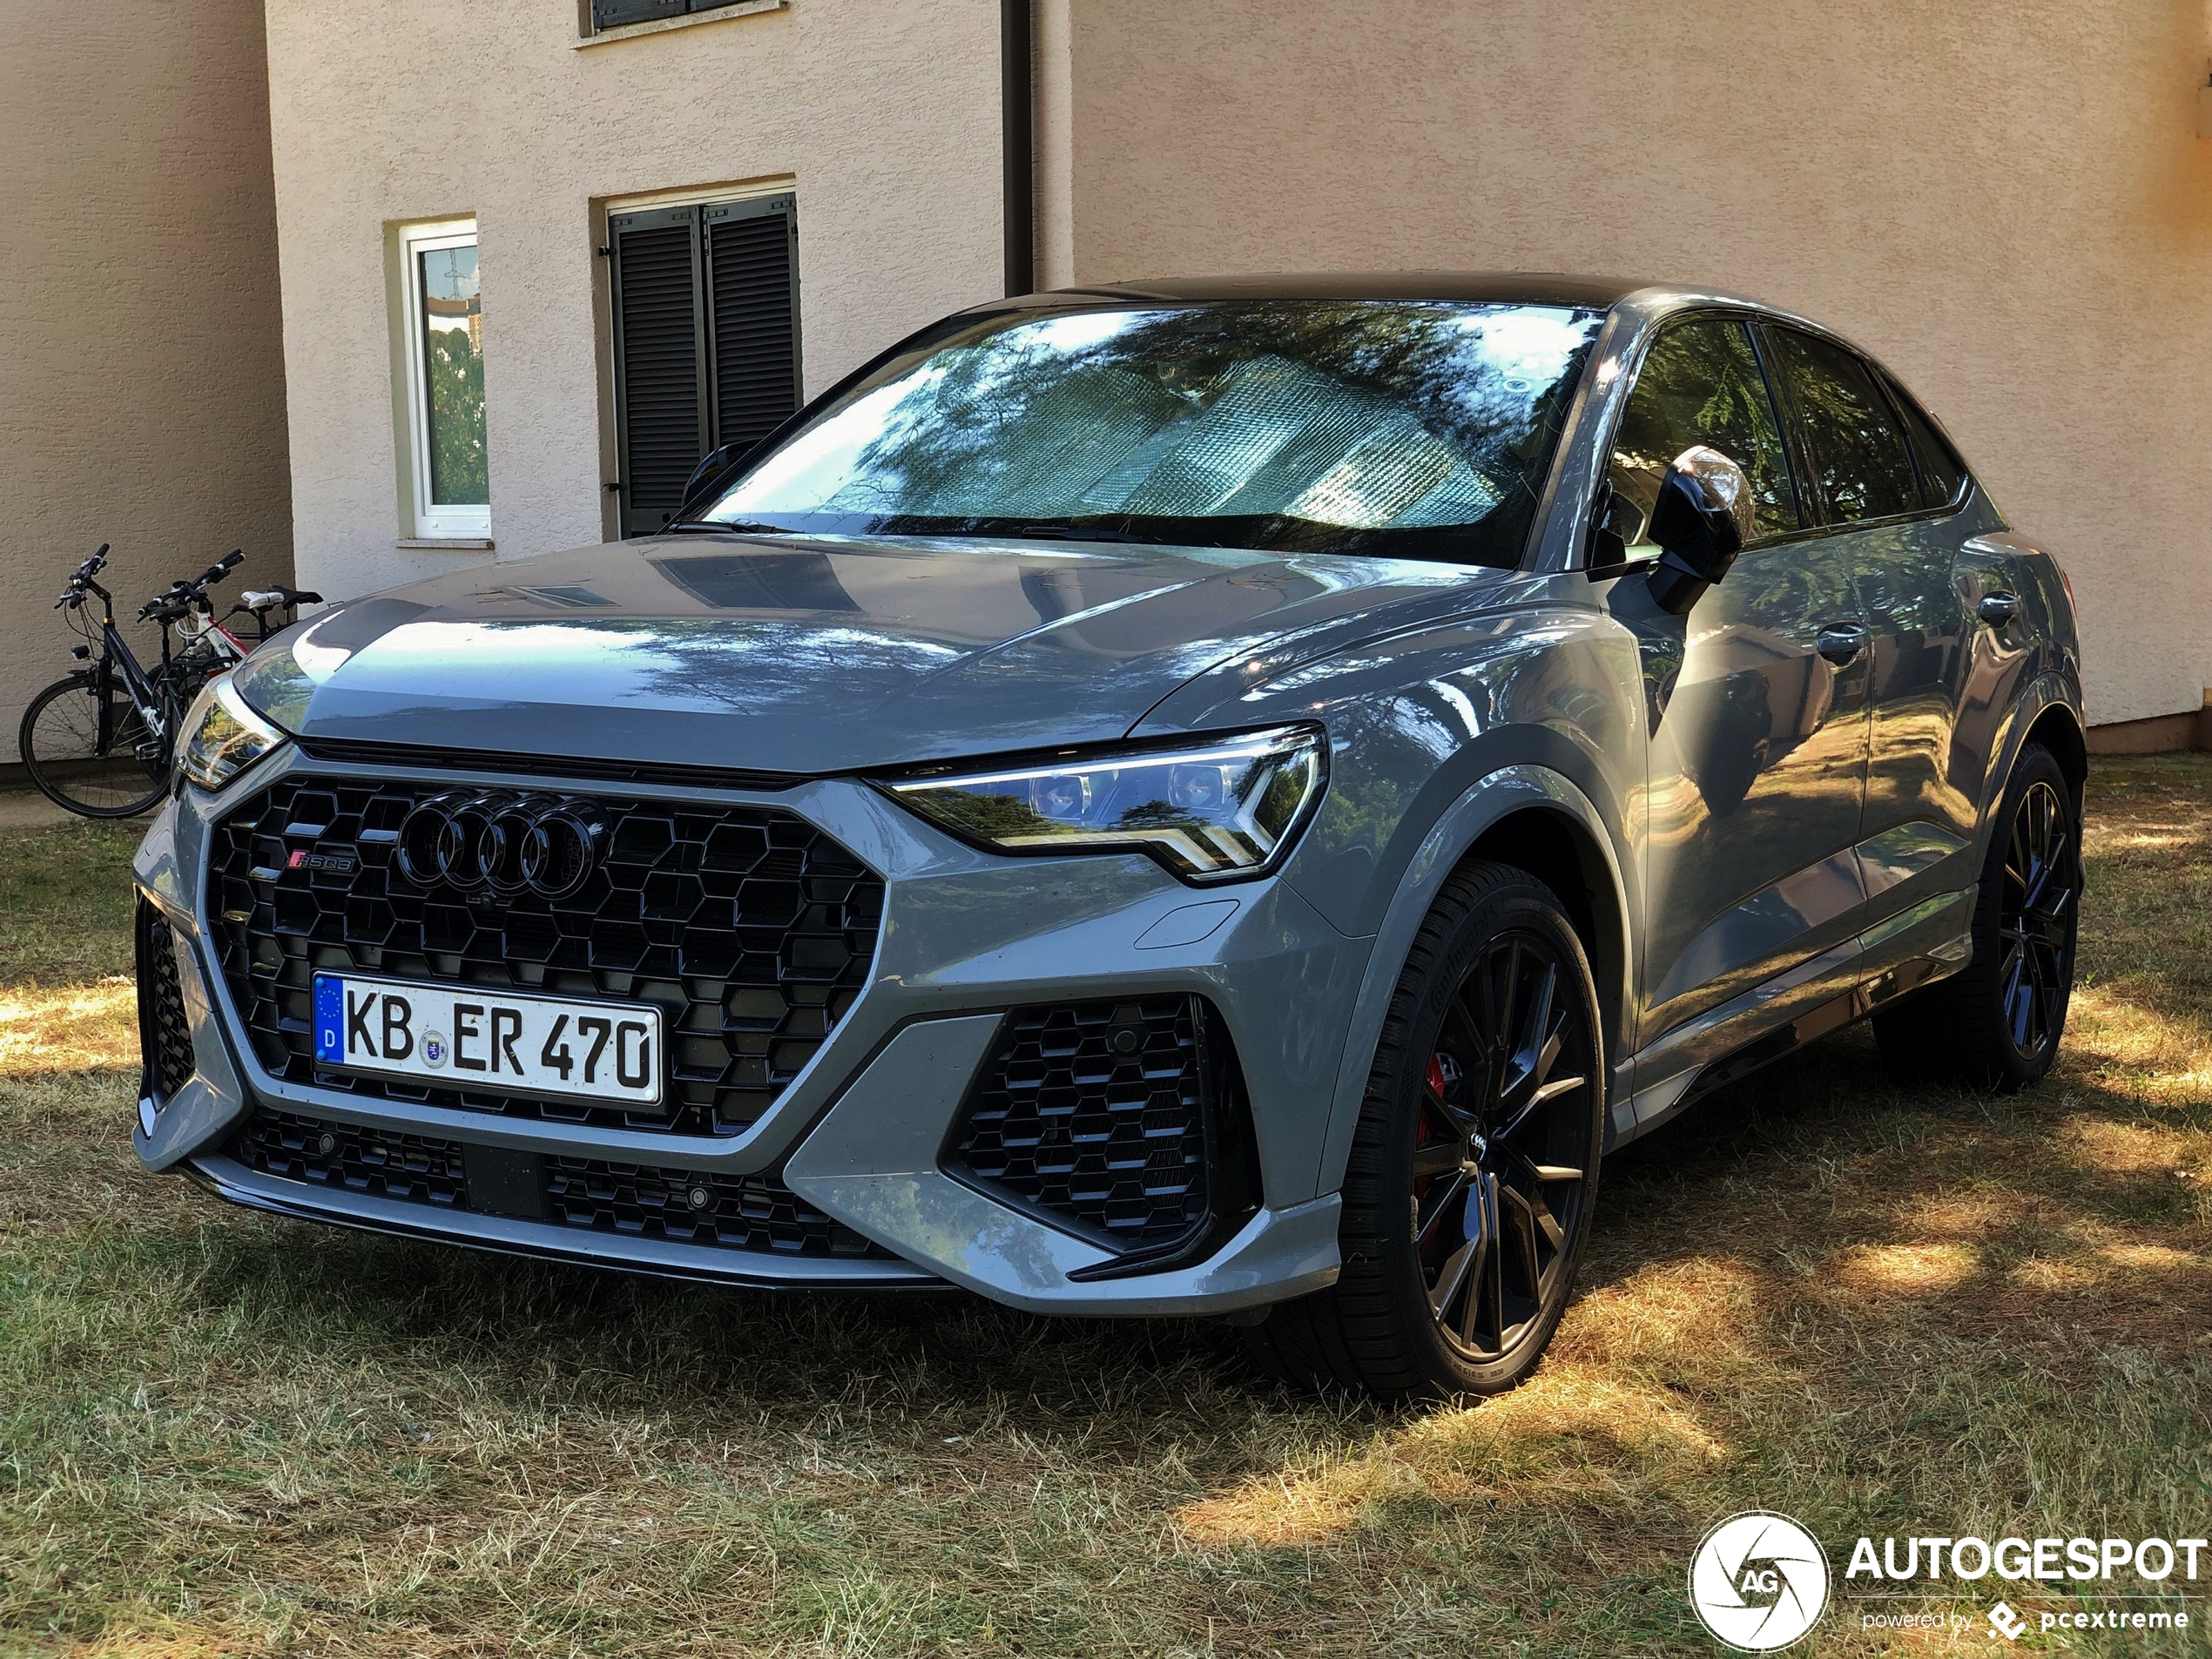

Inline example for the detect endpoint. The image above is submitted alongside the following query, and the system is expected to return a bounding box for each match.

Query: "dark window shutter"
[609,205,707,536]
[704,194,801,455]
[593,0,685,30]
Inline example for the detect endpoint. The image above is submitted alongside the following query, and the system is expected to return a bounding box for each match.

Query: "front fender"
[1303,764,1634,1201]
[1136,590,1647,1202]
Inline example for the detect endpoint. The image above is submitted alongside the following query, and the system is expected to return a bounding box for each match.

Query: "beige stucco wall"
[1049,0,2212,727]
[265,0,1002,605]
[2,0,293,738]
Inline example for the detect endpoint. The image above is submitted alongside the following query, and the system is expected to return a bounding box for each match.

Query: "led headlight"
[177,674,288,792]
[885,725,1326,882]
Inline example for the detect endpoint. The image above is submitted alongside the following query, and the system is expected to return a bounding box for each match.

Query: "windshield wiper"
[658,520,786,536]
[1013,524,1147,543]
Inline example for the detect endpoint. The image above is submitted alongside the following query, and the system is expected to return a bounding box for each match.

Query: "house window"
[607,193,799,536]
[399,218,489,539]
[590,0,765,33]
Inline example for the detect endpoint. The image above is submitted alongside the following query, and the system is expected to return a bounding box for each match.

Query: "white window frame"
[398,217,489,540]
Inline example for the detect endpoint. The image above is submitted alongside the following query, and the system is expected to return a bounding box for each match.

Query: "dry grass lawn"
[2,759,2209,1656]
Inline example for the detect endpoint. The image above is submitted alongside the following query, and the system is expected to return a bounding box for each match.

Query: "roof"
[1005,272,1649,309]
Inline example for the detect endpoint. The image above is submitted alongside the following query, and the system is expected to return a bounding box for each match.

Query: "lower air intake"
[544,1157,888,1258]
[943,995,1257,1263]
[137,900,197,1106]
[226,1109,884,1259]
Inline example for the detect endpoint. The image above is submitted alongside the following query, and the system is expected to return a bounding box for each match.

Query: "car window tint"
[1770,329,1919,523]
[1886,378,1966,508]
[1604,318,1797,550]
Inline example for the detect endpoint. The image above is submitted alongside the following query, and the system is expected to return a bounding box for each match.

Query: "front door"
[1600,315,1873,1046]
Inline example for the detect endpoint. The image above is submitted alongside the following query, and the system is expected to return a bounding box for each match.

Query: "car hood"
[234,534,1517,774]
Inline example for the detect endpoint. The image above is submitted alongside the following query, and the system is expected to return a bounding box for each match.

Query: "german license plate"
[312,973,663,1107]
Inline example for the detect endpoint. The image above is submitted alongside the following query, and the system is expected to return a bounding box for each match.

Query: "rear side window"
[1885,378,1966,509]
[1769,328,1919,523]
[1605,317,1799,550]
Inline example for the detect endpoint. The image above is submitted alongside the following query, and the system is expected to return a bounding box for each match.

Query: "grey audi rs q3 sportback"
[138,275,2083,1399]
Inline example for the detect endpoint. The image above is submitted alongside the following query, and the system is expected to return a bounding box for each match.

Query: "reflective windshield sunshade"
[704,300,1605,564]
[884,726,1326,882]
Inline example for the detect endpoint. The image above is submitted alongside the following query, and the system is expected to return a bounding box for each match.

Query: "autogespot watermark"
[1689,1514,1831,1652]
[1687,1514,2205,1649]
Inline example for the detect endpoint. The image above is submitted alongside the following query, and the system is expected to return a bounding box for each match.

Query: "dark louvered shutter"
[704,194,801,455]
[593,0,684,29]
[610,205,708,536]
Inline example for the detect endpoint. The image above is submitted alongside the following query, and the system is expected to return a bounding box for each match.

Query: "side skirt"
[1612,887,1976,1149]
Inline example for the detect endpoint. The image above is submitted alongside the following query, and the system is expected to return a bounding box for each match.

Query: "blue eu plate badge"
[314,974,344,1063]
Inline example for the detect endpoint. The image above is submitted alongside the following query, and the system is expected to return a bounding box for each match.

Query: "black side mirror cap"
[675,440,759,519]
[1646,445,1756,615]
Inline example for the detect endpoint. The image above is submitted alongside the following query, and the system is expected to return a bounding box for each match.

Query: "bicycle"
[17,544,320,819]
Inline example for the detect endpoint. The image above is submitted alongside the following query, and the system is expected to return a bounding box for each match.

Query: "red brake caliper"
[1414,1053,1450,1222]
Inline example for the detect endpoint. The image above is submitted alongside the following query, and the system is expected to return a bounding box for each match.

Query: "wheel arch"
[1461,804,1629,1078]
[1308,764,1635,1203]
[1973,672,2087,867]
[2022,701,2087,806]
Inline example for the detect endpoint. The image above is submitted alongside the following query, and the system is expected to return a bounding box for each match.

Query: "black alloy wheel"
[1413,934,1595,1364]
[1874,741,2080,1090]
[1995,778,2075,1066]
[1243,862,1605,1399]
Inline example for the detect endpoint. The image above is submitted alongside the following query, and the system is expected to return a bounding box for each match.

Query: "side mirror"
[676,441,756,517]
[1646,445,1756,615]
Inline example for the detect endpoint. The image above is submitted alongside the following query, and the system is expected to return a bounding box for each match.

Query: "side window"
[1885,376,1966,509]
[1604,318,1797,552]
[1768,329,1919,523]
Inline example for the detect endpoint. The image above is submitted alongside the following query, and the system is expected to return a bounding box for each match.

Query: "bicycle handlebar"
[57,544,113,606]
[241,584,322,610]
[59,543,254,624]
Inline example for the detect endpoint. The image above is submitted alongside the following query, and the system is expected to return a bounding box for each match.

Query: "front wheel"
[17,672,169,819]
[1242,862,1605,1399]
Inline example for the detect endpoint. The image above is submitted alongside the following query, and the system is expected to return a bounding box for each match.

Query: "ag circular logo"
[1688,1511,1830,1651]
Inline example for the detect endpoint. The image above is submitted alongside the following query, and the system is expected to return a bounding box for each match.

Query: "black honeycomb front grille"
[545,1157,888,1258]
[233,1107,469,1206]
[206,776,883,1136]
[137,900,197,1104]
[947,996,1241,1253]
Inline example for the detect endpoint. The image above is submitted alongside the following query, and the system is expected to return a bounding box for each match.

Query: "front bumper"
[133,747,1364,1316]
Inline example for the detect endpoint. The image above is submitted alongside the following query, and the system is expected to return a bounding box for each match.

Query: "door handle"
[1978,590,2021,626]
[1816,624,1869,666]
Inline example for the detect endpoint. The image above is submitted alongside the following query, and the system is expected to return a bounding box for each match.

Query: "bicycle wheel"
[18,672,170,818]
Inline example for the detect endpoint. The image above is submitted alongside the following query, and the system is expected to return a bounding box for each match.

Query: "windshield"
[702,300,1606,565]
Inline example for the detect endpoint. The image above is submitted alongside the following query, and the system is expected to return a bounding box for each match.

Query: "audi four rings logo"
[394,793,607,899]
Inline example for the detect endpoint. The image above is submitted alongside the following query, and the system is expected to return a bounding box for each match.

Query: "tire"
[17,671,169,819]
[1873,742,2080,1090]
[1242,862,1606,1400]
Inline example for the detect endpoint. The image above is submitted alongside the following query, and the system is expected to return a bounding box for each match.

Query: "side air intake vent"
[942,995,1258,1272]
[137,900,196,1106]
